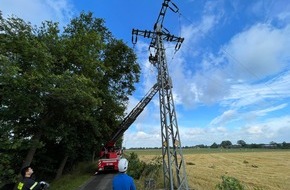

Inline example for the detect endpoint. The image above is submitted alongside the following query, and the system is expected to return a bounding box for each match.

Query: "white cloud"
[1,0,74,27]
[186,115,290,145]
[171,21,290,110]
[124,126,160,148]
[223,71,290,109]
[224,23,290,81]
[210,110,238,127]
[124,112,290,148]
[251,103,288,117]
[243,115,290,142]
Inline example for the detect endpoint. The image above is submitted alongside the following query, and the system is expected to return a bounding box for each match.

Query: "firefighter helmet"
[20,164,30,177]
[118,158,128,172]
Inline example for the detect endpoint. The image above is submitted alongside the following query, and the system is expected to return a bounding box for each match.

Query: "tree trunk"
[23,131,42,166]
[92,150,95,163]
[55,155,69,180]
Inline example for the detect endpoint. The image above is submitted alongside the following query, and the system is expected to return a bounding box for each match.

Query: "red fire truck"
[96,83,159,173]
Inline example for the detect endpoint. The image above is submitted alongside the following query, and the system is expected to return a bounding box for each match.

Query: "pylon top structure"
[132,1,189,189]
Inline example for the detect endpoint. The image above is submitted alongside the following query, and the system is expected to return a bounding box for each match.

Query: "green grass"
[49,162,96,190]
[50,174,91,190]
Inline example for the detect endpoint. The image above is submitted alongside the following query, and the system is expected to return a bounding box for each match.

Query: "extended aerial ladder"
[132,0,189,189]
[97,83,159,172]
[107,83,159,147]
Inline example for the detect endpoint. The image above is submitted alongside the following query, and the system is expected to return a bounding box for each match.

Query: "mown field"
[126,149,290,190]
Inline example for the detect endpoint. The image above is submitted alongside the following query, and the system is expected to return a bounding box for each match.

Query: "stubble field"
[128,149,290,190]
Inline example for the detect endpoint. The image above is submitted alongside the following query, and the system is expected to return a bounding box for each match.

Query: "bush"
[134,155,162,189]
[126,152,146,179]
[142,156,162,178]
[216,175,245,190]
[125,153,163,189]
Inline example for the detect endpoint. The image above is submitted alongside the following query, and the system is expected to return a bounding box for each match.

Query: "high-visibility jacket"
[17,177,42,190]
[112,173,136,190]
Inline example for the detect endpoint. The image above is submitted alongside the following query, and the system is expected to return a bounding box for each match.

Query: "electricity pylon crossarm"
[132,1,189,189]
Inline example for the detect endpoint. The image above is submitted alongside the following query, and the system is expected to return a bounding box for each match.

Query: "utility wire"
[174,7,289,114]
[177,6,279,81]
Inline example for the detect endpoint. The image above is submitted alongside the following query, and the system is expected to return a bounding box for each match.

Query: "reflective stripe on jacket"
[18,178,41,190]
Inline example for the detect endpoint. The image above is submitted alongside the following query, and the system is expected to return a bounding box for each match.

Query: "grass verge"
[49,162,95,190]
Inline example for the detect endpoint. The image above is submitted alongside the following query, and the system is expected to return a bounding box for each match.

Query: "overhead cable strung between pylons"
[162,6,290,126]
[177,9,289,114]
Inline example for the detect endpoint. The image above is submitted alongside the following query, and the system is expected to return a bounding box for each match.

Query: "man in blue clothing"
[112,158,136,190]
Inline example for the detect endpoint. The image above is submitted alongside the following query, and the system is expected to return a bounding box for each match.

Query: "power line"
[175,8,289,113]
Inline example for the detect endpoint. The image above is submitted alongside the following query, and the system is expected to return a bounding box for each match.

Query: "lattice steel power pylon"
[132,1,189,189]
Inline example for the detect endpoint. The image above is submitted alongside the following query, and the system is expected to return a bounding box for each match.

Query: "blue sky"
[2,0,290,148]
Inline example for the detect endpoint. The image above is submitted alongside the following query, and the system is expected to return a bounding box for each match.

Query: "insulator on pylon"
[149,53,158,65]
[175,42,181,51]
[132,29,138,44]
[169,1,179,13]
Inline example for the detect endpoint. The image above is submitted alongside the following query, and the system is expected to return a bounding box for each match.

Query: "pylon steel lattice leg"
[132,0,189,189]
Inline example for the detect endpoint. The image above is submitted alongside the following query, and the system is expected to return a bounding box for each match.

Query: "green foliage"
[142,156,162,178]
[49,162,94,190]
[125,153,162,190]
[220,140,233,148]
[237,140,247,147]
[0,123,23,187]
[126,152,162,181]
[126,152,146,179]
[216,176,245,190]
[210,142,219,148]
[0,11,140,186]
[0,154,17,187]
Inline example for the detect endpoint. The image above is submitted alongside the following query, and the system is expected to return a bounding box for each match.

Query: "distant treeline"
[127,141,290,150]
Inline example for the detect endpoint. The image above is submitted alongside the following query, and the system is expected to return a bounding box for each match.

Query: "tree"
[0,12,140,186]
[269,141,277,145]
[282,141,290,149]
[237,140,246,147]
[220,140,232,148]
[210,142,219,148]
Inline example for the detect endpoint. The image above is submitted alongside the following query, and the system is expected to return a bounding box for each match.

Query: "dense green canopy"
[0,11,140,186]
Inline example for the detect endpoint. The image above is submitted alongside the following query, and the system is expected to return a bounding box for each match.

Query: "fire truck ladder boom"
[109,83,159,143]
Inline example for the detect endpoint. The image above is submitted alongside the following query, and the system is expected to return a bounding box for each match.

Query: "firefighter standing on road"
[112,158,136,190]
[17,165,49,190]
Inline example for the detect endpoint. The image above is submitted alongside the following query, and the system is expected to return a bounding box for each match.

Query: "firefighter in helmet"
[17,165,49,190]
[112,158,136,190]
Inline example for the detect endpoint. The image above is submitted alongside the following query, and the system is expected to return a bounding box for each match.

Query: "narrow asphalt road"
[77,173,116,190]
